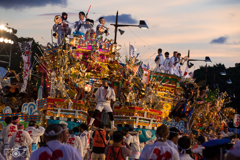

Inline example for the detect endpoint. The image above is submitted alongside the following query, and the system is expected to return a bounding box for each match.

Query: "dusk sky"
[0,0,239,69]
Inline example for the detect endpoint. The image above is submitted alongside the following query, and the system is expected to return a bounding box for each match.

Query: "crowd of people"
[154,48,188,77]
[53,11,110,44]
[0,115,239,160]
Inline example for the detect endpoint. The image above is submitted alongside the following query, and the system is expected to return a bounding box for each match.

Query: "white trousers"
[96,102,112,113]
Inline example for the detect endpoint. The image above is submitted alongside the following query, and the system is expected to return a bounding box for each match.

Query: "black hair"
[122,129,129,136]
[79,11,85,16]
[5,117,12,124]
[73,127,79,133]
[62,12,68,20]
[168,127,180,140]
[165,52,169,55]
[98,122,104,129]
[128,125,134,132]
[178,136,192,155]
[158,48,162,53]
[113,131,123,143]
[80,123,88,131]
[99,17,104,23]
[29,120,36,126]
[44,124,62,141]
[13,116,18,120]
[177,53,181,56]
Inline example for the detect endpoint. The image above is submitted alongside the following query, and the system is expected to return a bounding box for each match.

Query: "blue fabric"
[73,31,85,37]
[117,127,156,143]
[182,102,187,114]
[47,119,81,131]
[32,143,38,152]
[202,138,231,148]
[72,132,78,135]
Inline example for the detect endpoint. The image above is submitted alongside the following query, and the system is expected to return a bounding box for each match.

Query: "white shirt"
[9,129,32,148]
[139,141,180,160]
[192,145,204,155]
[1,124,17,145]
[67,134,83,157]
[126,134,141,159]
[79,130,90,150]
[30,140,82,160]
[95,86,116,103]
[221,131,234,138]
[96,24,109,39]
[25,126,45,144]
[180,154,193,160]
[167,139,178,151]
[163,57,171,70]
[74,19,93,34]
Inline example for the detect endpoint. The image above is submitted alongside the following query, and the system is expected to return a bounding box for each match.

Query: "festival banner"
[18,41,32,92]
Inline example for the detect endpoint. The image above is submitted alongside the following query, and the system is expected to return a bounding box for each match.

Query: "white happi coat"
[170,56,179,76]
[167,139,178,151]
[9,129,32,149]
[139,141,180,160]
[1,124,18,146]
[79,130,90,158]
[25,126,45,144]
[95,86,116,113]
[154,54,164,72]
[29,140,82,160]
[67,134,83,157]
[163,57,171,73]
[126,134,141,159]
[74,19,93,34]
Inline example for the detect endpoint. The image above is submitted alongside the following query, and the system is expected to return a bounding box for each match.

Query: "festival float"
[0,14,234,143]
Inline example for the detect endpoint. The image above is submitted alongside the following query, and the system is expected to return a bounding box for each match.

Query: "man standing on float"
[89,78,116,129]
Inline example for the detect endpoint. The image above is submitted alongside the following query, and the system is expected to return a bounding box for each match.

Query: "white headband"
[155,132,170,140]
[170,131,180,134]
[44,127,68,136]
[178,146,191,155]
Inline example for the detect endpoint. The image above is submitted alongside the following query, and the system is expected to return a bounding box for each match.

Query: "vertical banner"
[18,41,32,92]
[233,114,240,127]
[142,69,149,84]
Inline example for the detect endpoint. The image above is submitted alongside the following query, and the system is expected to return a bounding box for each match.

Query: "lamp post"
[188,56,212,88]
[110,11,148,54]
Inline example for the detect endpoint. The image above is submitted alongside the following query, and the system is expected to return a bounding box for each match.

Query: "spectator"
[192,136,205,160]
[167,127,180,151]
[105,131,132,160]
[178,136,193,160]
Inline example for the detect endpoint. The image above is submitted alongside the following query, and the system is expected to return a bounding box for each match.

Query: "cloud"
[97,14,138,24]
[0,0,67,9]
[210,36,228,44]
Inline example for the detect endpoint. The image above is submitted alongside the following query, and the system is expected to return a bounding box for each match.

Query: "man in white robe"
[66,127,83,157]
[1,117,17,160]
[9,123,32,160]
[29,124,82,160]
[79,123,90,160]
[139,125,179,160]
[96,17,109,39]
[153,48,164,72]
[163,52,171,74]
[89,78,116,129]
[170,51,179,75]
[25,120,45,152]
[74,11,93,37]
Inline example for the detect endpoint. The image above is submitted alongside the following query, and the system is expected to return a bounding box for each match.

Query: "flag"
[142,69,149,84]
[130,45,136,58]
[136,53,140,58]
[141,63,147,70]
[19,41,32,92]
[183,66,189,77]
